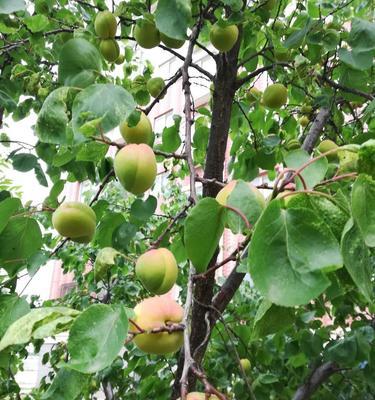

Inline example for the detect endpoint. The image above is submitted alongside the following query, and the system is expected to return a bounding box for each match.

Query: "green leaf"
[24,15,49,32]
[0,294,30,338]
[327,336,357,364]
[12,153,38,172]
[184,198,225,273]
[348,18,375,52]
[161,115,181,152]
[226,180,265,233]
[341,219,372,302]
[249,200,334,306]
[72,84,136,138]
[130,196,157,225]
[112,222,137,253]
[0,197,21,234]
[284,149,328,190]
[351,174,375,247]
[0,217,43,276]
[41,368,87,400]
[155,0,191,40]
[252,299,295,339]
[338,48,373,71]
[76,141,109,162]
[0,307,79,352]
[358,139,375,178]
[36,87,78,145]
[66,304,128,373]
[95,212,125,248]
[34,164,48,187]
[283,19,313,48]
[0,0,25,14]
[58,39,102,88]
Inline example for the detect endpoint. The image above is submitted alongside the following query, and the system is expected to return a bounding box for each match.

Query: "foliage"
[0,0,374,399]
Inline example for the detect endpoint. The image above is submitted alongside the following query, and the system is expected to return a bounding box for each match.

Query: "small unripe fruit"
[209,24,239,53]
[136,248,178,295]
[160,33,185,49]
[119,112,153,145]
[285,138,300,150]
[52,202,96,243]
[94,11,117,39]
[114,144,157,195]
[262,83,288,109]
[240,358,251,372]
[146,77,166,98]
[131,296,184,355]
[115,54,125,65]
[216,180,265,208]
[99,39,120,62]
[300,104,313,114]
[262,0,277,10]
[299,116,310,127]
[317,139,339,162]
[246,87,262,104]
[133,19,160,49]
[179,393,219,400]
[274,48,290,62]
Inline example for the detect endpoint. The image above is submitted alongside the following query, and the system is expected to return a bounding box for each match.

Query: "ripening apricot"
[119,112,153,145]
[209,23,239,52]
[246,87,262,104]
[131,296,184,354]
[179,393,219,400]
[136,248,178,295]
[262,83,288,109]
[114,144,157,195]
[99,39,120,62]
[133,19,160,49]
[160,33,185,49]
[317,139,339,162]
[146,77,166,98]
[52,201,96,243]
[240,358,251,372]
[94,11,117,39]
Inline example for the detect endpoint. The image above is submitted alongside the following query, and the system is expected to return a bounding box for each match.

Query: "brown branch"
[302,107,331,153]
[315,172,357,187]
[0,28,76,54]
[292,362,340,400]
[150,202,192,248]
[235,63,294,89]
[320,75,374,101]
[195,176,225,188]
[89,169,115,206]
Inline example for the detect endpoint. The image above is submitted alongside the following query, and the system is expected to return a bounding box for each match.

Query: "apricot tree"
[0,0,374,399]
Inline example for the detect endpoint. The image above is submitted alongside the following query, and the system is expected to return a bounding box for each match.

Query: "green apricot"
[246,87,262,104]
[114,143,157,195]
[135,248,178,295]
[160,33,185,49]
[52,201,96,243]
[94,11,117,39]
[209,24,239,53]
[99,39,120,62]
[133,19,160,49]
[146,77,166,98]
[119,111,153,145]
[262,83,288,109]
[317,139,339,162]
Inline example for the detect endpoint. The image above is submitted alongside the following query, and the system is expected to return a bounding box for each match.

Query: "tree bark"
[292,362,339,400]
[171,35,241,399]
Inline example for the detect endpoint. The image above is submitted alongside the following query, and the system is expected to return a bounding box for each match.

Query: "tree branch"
[320,75,374,101]
[292,362,340,400]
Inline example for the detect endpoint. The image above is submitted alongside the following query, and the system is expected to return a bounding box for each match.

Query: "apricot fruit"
[119,112,153,145]
[99,39,120,62]
[131,296,184,354]
[317,139,339,162]
[209,23,239,53]
[246,87,262,104]
[160,33,185,49]
[240,358,251,372]
[146,77,166,98]
[136,248,178,295]
[114,144,157,195]
[133,19,160,49]
[299,116,310,127]
[262,83,288,109]
[94,11,117,39]
[179,393,219,400]
[52,201,96,243]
